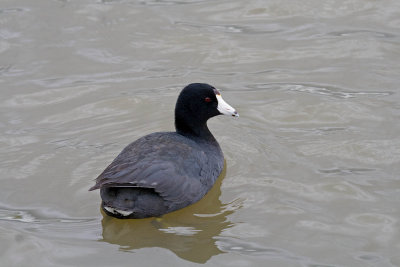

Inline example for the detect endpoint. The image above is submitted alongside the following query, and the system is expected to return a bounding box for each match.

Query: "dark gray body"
[90,131,224,218]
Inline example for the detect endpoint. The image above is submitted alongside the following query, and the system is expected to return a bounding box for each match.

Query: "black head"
[175,83,238,138]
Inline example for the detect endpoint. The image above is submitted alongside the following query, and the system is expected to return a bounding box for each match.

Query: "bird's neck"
[175,114,215,141]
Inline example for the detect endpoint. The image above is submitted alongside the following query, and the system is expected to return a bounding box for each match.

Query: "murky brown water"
[1,0,400,266]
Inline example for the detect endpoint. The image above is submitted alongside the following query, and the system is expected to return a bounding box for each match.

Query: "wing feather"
[89,132,214,209]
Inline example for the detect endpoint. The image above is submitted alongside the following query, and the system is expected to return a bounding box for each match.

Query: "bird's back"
[91,132,224,218]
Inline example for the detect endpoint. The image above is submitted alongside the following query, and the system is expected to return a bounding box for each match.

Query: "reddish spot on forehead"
[213,88,221,95]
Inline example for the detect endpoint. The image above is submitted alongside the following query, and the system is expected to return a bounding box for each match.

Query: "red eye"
[204,97,212,103]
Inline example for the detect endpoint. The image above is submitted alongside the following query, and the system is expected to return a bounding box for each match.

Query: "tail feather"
[100,187,168,218]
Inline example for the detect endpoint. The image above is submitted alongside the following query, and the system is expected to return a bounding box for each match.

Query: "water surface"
[1,0,399,266]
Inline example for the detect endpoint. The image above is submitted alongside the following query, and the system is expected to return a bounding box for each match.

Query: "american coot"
[89,83,238,219]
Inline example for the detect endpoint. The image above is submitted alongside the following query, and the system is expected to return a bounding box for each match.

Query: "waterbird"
[89,83,238,218]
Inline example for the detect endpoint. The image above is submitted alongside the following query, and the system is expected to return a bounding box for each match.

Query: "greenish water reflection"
[100,165,235,263]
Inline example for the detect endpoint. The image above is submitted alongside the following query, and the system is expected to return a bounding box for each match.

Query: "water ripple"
[0,205,97,226]
[247,82,394,99]
[288,84,393,99]
[175,21,283,34]
[3,85,102,108]
[328,29,397,39]
[0,7,30,14]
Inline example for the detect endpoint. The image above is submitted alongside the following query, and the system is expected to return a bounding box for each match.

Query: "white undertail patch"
[104,206,133,217]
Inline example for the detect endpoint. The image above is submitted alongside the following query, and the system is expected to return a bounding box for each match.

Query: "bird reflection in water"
[100,164,240,263]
